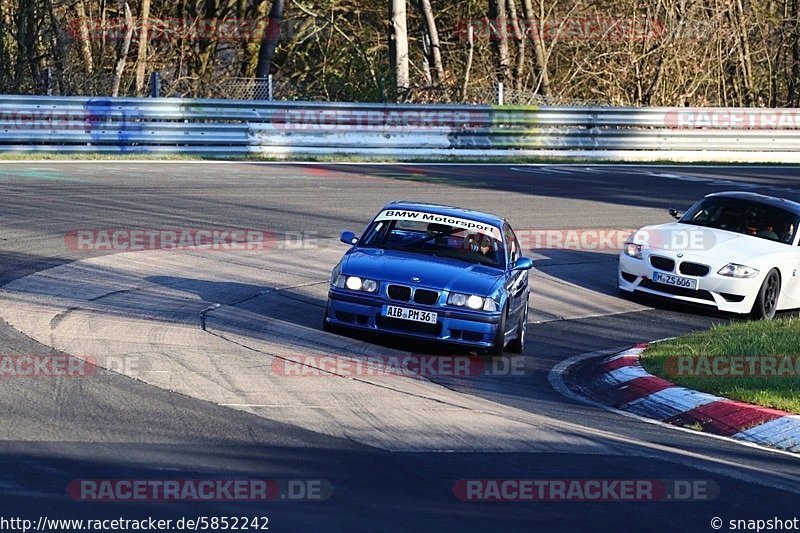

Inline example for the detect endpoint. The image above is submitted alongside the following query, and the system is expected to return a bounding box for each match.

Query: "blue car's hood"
[343,248,504,296]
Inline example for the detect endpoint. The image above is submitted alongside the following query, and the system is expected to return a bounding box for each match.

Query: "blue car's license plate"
[652,271,698,290]
[384,305,438,324]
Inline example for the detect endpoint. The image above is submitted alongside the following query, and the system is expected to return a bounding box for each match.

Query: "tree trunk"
[255,0,285,80]
[14,0,32,92]
[520,0,549,96]
[417,0,443,84]
[734,0,754,105]
[134,0,151,95]
[390,0,409,99]
[790,0,800,105]
[489,0,510,84]
[0,0,6,89]
[506,0,525,92]
[75,0,94,74]
[111,1,133,97]
[460,23,474,101]
[420,29,432,86]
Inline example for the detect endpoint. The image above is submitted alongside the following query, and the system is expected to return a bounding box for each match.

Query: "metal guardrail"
[2,95,800,161]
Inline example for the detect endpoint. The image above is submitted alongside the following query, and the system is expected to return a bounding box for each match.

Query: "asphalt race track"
[0,163,799,532]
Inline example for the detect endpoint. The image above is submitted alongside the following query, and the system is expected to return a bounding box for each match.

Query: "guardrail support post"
[149,71,161,98]
[268,74,273,101]
[498,82,504,105]
[44,68,53,96]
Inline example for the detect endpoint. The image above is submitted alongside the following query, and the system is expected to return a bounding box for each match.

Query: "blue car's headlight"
[335,275,379,293]
[448,292,497,311]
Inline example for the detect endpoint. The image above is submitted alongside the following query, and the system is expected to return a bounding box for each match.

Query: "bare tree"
[256,0,285,80]
[790,0,800,104]
[111,1,133,97]
[417,0,443,84]
[520,0,549,96]
[461,23,474,101]
[506,0,525,91]
[134,0,151,95]
[489,0,510,84]
[390,0,410,98]
[75,0,94,74]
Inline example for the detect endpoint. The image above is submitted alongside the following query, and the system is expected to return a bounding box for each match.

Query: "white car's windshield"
[360,216,506,268]
[680,197,800,244]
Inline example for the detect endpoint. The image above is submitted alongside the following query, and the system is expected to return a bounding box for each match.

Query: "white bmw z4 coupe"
[619,191,800,319]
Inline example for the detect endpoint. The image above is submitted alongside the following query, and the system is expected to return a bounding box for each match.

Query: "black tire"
[486,305,508,356]
[750,269,780,320]
[506,302,527,354]
[322,306,335,332]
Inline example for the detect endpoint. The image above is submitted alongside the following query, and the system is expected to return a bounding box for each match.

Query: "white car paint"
[618,192,800,316]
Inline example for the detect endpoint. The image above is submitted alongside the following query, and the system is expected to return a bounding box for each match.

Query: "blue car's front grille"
[387,284,439,305]
[387,284,412,301]
[413,288,439,305]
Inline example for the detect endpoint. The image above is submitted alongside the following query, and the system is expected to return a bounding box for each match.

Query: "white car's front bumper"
[618,250,763,314]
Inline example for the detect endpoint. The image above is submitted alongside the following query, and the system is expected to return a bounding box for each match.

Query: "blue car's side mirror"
[511,257,533,271]
[340,231,358,246]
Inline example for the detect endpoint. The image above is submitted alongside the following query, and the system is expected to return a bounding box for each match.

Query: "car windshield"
[359,211,506,268]
[679,197,800,244]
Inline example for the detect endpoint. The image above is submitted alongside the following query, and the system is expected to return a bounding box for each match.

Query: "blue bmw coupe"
[323,201,533,354]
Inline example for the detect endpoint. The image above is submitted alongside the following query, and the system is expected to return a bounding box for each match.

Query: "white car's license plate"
[652,271,698,290]
[384,305,438,324]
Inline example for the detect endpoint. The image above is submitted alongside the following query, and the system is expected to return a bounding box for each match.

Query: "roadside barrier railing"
[2,95,800,161]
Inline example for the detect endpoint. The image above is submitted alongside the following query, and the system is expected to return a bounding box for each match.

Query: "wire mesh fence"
[13,69,612,106]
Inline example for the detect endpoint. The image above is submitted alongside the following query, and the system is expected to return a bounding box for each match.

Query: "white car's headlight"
[448,293,497,311]
[718,263,759,279]
[623,242,643,259]
[337,275,379,292]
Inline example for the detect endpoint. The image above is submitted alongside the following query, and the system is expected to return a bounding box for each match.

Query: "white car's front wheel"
[750,269,781,320]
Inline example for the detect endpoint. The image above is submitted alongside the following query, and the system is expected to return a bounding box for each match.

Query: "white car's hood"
[631,222,789,263]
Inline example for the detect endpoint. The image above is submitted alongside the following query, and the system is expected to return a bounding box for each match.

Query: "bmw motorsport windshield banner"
[375,210,503,240]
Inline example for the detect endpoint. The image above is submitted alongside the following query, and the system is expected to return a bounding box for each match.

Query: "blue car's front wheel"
[486,305,508,356]
[506,303,527,354]
[322,305,336,333]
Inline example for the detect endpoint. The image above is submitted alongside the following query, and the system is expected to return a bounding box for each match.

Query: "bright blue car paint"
[324,201,532,352]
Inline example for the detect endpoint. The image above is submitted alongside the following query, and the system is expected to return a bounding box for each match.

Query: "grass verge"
[640,317,800,414]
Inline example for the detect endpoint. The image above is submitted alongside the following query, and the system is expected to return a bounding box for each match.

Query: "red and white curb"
[564,344,800,454]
